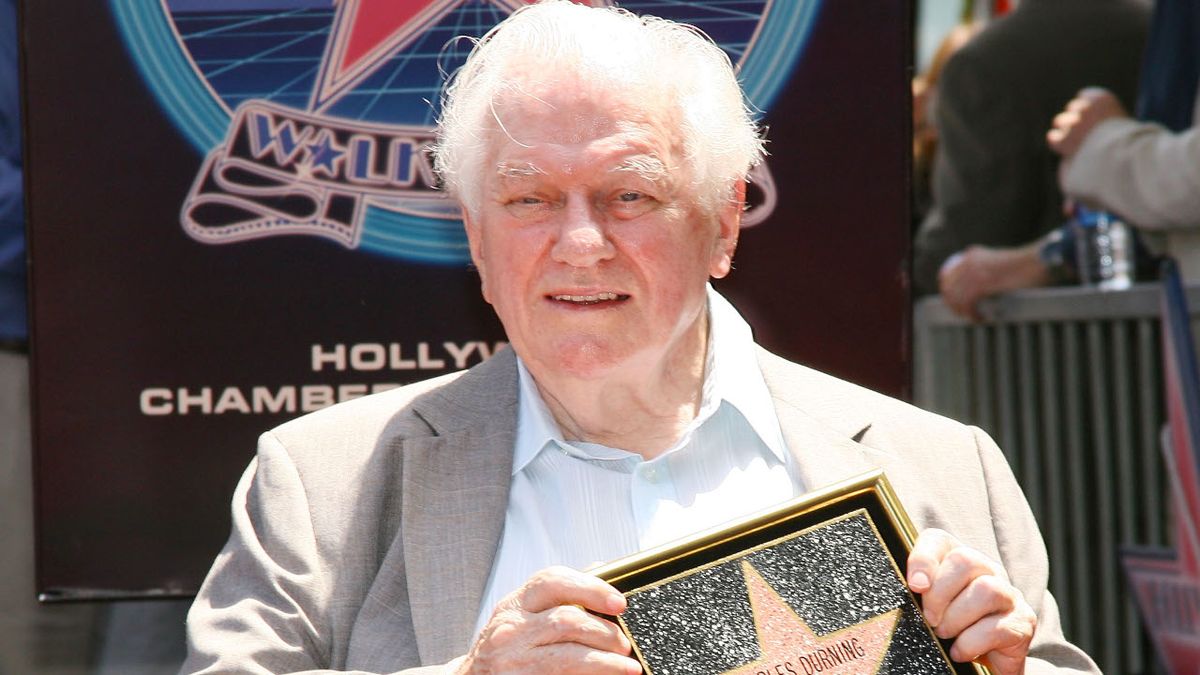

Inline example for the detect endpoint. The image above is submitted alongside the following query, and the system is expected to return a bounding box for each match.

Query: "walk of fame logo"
[109,0,823,264]
[1121,260,1200,673]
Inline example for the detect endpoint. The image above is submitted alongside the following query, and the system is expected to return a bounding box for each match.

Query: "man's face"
[463,85,740,382]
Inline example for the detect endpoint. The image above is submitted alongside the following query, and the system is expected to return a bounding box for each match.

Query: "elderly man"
[182,3,1096,673]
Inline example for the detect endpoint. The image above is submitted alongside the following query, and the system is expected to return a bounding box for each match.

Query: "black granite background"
[621,513,954,675]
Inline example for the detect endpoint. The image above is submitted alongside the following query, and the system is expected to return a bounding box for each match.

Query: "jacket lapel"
[773,395,877,490]
[757,348,889,491]
[400,349,519,664]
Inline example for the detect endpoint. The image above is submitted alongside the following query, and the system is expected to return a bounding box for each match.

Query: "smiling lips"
[550,292,630,305]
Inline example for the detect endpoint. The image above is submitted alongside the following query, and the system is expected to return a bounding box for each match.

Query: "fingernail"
[608,593,627,614]
[949,645,975,663]
[910,571,930,590]
[924,609,940,628]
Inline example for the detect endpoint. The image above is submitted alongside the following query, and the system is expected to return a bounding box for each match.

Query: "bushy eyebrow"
[493,155,670,184]
[609,155,669,185]
[495,161,547,179]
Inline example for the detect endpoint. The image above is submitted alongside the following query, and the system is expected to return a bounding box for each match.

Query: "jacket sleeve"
[179,433,454,675]
[1061,100,1200,229]
[971,427,1100,674]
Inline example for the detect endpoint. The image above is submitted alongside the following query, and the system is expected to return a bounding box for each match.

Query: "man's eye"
[508,196,545,207]
[617,192,643,202]
[502,195,551,217]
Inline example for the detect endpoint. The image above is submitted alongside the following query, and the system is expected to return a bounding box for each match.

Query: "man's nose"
[550,199,616,267]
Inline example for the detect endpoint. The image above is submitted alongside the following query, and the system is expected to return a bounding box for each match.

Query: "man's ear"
[709,179,744,279]
[463,209,491,303]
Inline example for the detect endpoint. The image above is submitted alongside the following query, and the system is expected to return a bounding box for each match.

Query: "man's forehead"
[487,73,678,141]
[486,108,677,177]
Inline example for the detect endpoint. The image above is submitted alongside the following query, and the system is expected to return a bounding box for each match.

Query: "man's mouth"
[549,292,629,305]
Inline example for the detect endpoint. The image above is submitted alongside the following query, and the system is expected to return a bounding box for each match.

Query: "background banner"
[22,0,911,597]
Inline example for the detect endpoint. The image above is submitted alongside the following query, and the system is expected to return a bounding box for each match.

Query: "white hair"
[431,0,765,217]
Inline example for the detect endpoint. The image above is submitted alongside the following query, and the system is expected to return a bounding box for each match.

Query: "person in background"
[912,0,1148,299]
[0,0,103,671]
[937,0,1200,319]
[181,3,1096,673]
[911,20,981,231]
[1048,0,1200,275]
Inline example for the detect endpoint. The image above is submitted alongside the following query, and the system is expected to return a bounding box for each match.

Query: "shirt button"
[643,466,662,483]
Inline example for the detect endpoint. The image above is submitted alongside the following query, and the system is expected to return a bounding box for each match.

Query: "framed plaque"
[591,471,989,675]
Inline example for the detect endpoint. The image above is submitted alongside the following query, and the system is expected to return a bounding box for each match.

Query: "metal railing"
[914,284,1180,675]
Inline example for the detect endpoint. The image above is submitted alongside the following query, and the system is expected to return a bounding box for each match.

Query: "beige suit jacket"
[181,347,1099,674]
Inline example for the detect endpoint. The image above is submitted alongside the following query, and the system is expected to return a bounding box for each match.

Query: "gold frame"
[591,470,991,675]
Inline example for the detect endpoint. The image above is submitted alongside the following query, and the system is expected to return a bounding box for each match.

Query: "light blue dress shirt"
[473,288,802,635]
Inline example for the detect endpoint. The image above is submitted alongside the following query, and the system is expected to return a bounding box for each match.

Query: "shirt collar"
[513,358,570,475]
[706,286,789,465]
[512,285,788,475]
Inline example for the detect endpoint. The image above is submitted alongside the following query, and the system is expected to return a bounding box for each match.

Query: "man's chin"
[524,341,635,382]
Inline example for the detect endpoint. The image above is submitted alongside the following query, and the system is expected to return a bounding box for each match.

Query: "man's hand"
[1047,87,1129,159]
[456,566,642,675]
[907,529,1037,675]
[937,244,1050,321]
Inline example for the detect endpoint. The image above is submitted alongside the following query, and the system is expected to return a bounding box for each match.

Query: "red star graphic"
[721,561,900,675]
[310,0,614,113]
[310,0,463,112]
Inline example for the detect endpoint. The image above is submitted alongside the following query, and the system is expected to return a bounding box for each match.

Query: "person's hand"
[1047,87,1129,159]
[937,245,1049,321]
[455,566,642,675]
[907,529,1037,675]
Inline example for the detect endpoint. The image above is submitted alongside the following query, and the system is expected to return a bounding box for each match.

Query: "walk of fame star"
[720,561,900,675]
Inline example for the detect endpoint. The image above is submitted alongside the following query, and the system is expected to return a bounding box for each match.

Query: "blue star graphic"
[306,131,344,177]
